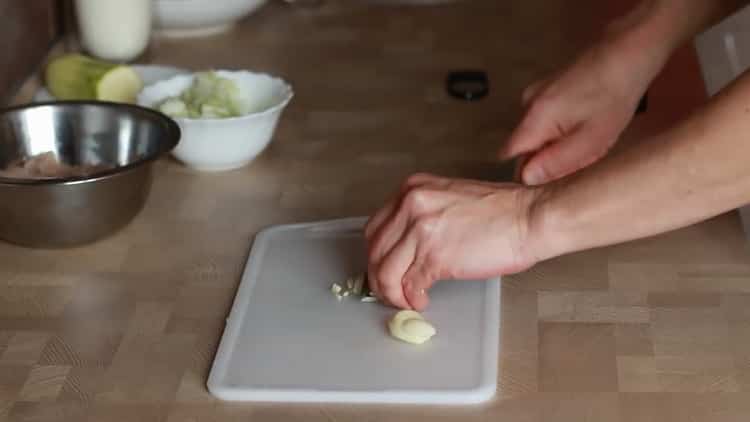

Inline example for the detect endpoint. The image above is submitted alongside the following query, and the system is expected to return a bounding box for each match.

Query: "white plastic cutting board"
[207,217,501,405]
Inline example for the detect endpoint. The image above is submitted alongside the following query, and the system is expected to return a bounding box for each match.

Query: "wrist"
[522,183,577,263]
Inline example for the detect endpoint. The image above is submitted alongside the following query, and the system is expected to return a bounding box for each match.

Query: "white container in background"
[694,6,750,238]
[75,0,152,62]
[153,0,267,38]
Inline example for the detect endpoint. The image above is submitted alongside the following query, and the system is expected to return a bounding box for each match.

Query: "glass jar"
[75,0,152,62]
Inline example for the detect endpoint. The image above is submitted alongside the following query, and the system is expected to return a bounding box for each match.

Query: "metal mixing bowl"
[0,101,180,248]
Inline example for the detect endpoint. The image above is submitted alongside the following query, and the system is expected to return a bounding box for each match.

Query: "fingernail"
[524,165,546,185]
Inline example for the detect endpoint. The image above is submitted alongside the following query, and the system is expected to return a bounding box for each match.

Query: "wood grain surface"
[4,0,749,420]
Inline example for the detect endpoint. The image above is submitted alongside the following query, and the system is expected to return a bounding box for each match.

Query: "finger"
[368,187,459,278]
[369,177,498,271]
[498,102,562,161]
[367,176,456,263]
[521,79,546,107]
[365,196,400,299]
[367,267,382,299]
[365,174,446,299]
[376,229,418,310]
[403,262,434,311]
[364,173,438,240]
[365,198,396,241]
[521,124,611,185]
[365,199,397,298]
[401,217,440,311]
[367,175,493,303]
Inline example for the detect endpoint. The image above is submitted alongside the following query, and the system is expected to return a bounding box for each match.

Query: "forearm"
[530,68,750,260]
[598,0,748,94]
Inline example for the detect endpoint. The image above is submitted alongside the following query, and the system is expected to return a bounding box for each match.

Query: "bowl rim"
[155,0,266,4]
[0,100,181,187]
[137,69,294,123]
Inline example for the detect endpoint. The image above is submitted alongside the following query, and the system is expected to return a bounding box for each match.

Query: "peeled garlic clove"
[388,310,423,331]
[388,310,436,345]
[401,318,436,344]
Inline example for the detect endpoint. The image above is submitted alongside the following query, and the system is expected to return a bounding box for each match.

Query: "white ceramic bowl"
[153,0,268,38]
[137,70,293,172]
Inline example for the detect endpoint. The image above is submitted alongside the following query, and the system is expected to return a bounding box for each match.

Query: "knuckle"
[404,172,432,188]
[414,218,430,237]
[414,216,438,238]
[402,189,429,214]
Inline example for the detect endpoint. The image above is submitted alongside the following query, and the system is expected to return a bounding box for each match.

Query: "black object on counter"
[447,70,489,101]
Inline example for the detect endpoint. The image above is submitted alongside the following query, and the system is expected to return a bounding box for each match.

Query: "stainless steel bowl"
[0,101,180,248]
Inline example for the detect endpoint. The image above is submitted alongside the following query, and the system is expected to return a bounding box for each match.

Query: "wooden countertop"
[3,1,750,420]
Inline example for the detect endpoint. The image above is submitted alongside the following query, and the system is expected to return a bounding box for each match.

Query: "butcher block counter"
[3,1,750,421]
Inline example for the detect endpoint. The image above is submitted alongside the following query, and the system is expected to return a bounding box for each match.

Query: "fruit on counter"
[156,71,245,119]
[388,310,436,345]
[45,54,143,103]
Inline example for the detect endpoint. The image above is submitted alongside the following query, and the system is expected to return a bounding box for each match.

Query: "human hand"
[500,42,652,185]
[364,173,543,311]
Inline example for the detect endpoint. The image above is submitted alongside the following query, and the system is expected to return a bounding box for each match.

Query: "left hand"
[364,173,543,310]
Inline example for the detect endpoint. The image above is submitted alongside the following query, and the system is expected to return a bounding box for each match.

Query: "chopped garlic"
[331,274,379,303]
[353,274,364,295]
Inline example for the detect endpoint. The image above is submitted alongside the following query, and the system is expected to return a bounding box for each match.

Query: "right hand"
[499,42,653,186]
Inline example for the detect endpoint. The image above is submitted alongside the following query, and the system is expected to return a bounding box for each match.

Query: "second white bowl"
[153,0,268,38]
[137,70,293,172]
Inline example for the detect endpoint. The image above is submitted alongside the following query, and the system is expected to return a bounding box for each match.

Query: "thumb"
[498,104,561,161]
[513,153,531,183]
[521,124,611,186]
